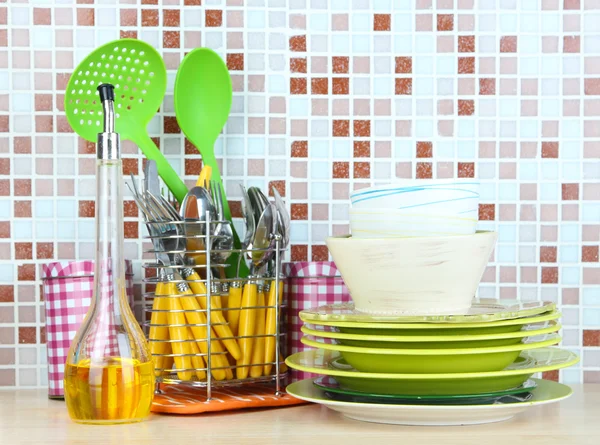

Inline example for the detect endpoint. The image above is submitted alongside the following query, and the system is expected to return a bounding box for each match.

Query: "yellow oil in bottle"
[64,357,155,425]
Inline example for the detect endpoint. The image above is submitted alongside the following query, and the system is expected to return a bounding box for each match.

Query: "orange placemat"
[151,383,308,414]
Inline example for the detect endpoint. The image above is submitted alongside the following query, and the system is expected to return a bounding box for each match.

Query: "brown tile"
[561,183,579,200]
[227,53,244,70]
[206,10,222,27]
[14,179,31,196]
[0,180,8,196]
[78,200,95,218]
[0,222,9,238]
[395,78,412,95]
[19,327,36,344]
[163,31,180,48]
[124,221,138,239]
[311,78,328,95]
[291,141,308,157]
[583,330,600,346]
[228,201,242,218]
[332,78,349,95]
[332,56,349,73]
[290,35,307,52]
[500,36,517,52]
[353,162,370,179]
[354,141,370,157]
[542,141,559,158]
[373,14,391,31]
[584,78,600,95]
[332,120,350,137]
[35,94,52,112]
[291,245,308,262]
[541,267,558,284]
[564,0,580,8]
[18,264,35,281]
[395,57,412,74]
[0,116,8,132]
[0,285,13,303]
[185,159,202,176]
[78,139,95,155]
[479,78,496,95]
[0,158,8,174]
[582,246,599,262]
[14,201,31,218]
[141,9,159,26]
[437,14,454,31]
[35,116,53,132]
[416,141,433,158]
[14,137,31,154]
[120,30,137,39]
[162,9,180,27]
[184,0,201,4]
[458,35,475,52]
[540,246,557,263]
[291,58,307,73]
[77,8,94,26]
[14,242,32,260]
[353,120,370,137]
[33,8,51,26]
[290,78,307,94]
[311,245,329,262]
[542,370,559,382]
[120,9,137,26]
[291,203,308,220]
[479,204,495,221]
[458,99,474,115]
[416,162,432,179]
[164,116,180,133]
[268,180,285,198]
[333,162,350,178]
[36,242,54,260]
[457,162,475,178]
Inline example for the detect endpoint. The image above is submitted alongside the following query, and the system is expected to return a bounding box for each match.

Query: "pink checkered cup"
[41,260,134,398]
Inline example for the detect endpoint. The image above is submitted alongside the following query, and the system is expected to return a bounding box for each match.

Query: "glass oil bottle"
[64,84,155,424]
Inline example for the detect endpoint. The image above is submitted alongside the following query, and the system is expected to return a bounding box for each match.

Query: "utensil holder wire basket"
[142,214,287,400]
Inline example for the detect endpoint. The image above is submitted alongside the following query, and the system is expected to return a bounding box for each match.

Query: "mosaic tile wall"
[0,0,599,388]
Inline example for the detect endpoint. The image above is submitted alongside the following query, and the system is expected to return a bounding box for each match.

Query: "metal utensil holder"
[142,214,288,399]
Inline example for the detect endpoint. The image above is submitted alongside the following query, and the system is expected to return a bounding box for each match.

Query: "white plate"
[286,378,572,426]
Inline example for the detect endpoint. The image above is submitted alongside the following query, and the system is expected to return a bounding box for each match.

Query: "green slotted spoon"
[64,38,187,203]
[174,47,248,278]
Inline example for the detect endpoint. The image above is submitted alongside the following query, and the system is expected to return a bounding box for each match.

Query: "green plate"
[300,300,555,325]
[313,376,538,404]
[301,334,561,373]
[302,321,561,349]
[285,348,579,395]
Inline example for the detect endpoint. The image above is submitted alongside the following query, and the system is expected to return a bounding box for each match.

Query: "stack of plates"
[286,300,579,426]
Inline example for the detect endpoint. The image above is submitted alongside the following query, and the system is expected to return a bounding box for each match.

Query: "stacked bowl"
[285,180,579,426]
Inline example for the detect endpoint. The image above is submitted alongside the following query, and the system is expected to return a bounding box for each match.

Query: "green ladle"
[64,39,187,203]
[174,48,248,278]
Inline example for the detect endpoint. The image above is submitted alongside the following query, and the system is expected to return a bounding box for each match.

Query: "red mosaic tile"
[18,264,35,281]
[562,183,579,200]
[416,141,433,158]
[332,56,349,73]
[291,203,308,220]
[311,245,329,262]
[228,201,242,218]
[541,267,559,284]
[416,162,433,179]
[185,159,202,176]
[374,14,391,31]
[120,9,137,26]
[353,162,370,179]
[542,371,559,382]
[14,201,31,218]
[141,10,159,26]
[268,180,285,198]
[354,141,370,157]
[227,53,244,70]
[0,180,9,196]
[0,285,13,303]
[564,36,580,53]
[76,8,94,26]
[290,78,307,94]
[163,10,180,27]
[458,99,475,115]
[124,201,138,218]
[0,221,9,238]
[0,158,8,175]
[395,78,412,95]
[18,327,36,344]
[124,222,138,239]
[78,200,95,218]
[500,36,517,52]
[291,245,308,262]
[15,242,32,260]
[164,116,181,133]
[583,330,600,346]
[395,57,412,74]
[540,246,557,263]
[584,79,600,95]
[542,141,559,158]
[479,78,496,95]
[332,120,350,137]
[120,30,137,39]
[14,179,31,196]
[33,8,51,26]
[290,35,307,52]
[353,120,370,137]
[311,78,328,95]
[184,0,201,4]
[479,204,495,221]
[291,141,308,157]
[206,10,223,27]
[457,162,475,178]
[36,242,53,260]
[163,31,180,48]
[333,162,350,179]
[582,246,599,262]
[458,35,475,52]
[290,58,307,73]
[437,14,454,31]
[332,78,349,95]
[14,137,31,154]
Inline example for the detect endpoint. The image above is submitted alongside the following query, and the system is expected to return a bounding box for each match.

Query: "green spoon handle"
[134,132,188,203]
[199,150,250,279]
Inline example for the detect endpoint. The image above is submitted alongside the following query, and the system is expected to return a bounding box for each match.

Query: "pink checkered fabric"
[283,261,351,382]
[42,260,134,397]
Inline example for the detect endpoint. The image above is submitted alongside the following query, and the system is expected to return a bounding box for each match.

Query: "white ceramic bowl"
[325,231,498,315]
[350,208,478,238]
[350,180,480,214]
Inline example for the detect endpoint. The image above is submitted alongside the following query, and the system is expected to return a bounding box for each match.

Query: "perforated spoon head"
[64,39,167,143]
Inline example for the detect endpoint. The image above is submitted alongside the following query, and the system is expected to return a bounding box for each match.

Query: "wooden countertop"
[0,385,599,444]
